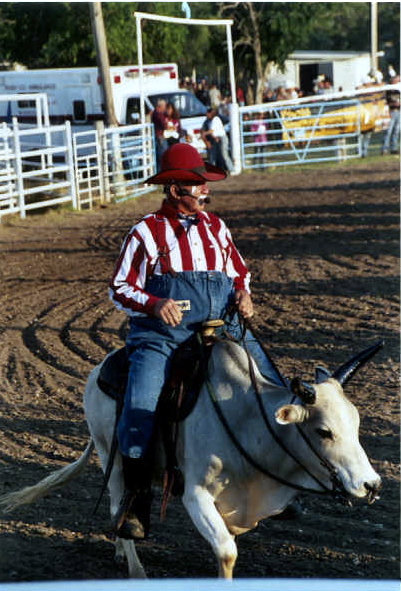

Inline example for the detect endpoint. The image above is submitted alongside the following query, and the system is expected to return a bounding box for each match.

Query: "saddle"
[96,320,224,505]
[97,324,220,418]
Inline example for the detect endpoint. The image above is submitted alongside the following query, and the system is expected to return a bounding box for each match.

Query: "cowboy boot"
[113,456,153,540]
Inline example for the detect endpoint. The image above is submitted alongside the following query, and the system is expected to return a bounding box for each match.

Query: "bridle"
[202,318,352,505]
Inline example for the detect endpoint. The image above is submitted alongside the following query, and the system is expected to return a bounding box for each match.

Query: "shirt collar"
[158,199,201,224]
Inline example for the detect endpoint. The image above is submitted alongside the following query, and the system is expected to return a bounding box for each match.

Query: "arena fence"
[73,122,155,209]
[0,118,155,219]
[239,87,390,169]
[0,85,394,218]
[0,119,77,217]
[0,579,398,591]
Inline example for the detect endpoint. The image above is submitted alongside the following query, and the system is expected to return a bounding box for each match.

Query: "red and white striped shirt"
[109,200,251,316]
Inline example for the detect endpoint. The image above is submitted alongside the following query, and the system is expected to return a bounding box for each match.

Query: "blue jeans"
[117,271,283,458]
[383,109,400,153]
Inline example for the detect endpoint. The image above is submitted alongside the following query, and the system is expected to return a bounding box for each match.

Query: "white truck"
[0,63,208,150]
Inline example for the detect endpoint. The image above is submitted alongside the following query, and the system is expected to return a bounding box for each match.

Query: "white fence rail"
[0,119,77,217]
[0,120,155,219]
[239,87,390,169]
[0,84,394,219]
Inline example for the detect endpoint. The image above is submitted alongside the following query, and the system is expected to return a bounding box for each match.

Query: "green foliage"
[220,2,333,70]
[0,1,398,82]
[305,3,371,52]
[103,3,138,64]
[0,3,95,67]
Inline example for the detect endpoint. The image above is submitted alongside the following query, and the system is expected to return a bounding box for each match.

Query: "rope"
[200,336,327,495]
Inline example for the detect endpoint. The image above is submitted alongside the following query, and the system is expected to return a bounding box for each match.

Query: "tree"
[219,2,328,103]
[0,2,398,96]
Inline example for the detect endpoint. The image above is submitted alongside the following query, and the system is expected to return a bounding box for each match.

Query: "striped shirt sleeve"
[109,219,159,316]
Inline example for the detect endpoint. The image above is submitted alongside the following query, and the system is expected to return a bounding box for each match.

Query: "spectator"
[151,99,168,171]
[236,86,245,106]
[382,75,400,155]
[164,103,183,145]
[251,112,268,164]
[274,86,288,101]
[201,107,232,172]
[209,83,222,110]
[195,80,210,106]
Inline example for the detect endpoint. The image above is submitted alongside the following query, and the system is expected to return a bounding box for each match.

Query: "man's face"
[171,183,210,215]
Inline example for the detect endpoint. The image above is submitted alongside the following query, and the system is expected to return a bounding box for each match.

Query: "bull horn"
[290,377,316,404]
[332,339,384,386]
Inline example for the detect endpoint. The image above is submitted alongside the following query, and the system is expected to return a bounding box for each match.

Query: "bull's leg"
[117,539,147,579]
[182,485,238,579]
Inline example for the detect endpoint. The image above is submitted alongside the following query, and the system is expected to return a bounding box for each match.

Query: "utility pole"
[89,2,118,127]
[371,1,378,74]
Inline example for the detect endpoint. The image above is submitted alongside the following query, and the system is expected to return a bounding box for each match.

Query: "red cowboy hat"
[145,143,226,185]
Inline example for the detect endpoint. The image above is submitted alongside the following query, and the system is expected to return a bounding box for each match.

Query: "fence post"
[109,127,127,198]
[230,102,242,175]
[1,123,14,206]
[98,122,111,203]
[12,117,25,219]
[95,121,106,203]
[64,120,78,210]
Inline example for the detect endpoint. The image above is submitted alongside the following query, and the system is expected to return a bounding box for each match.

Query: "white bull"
[0,338,382,579]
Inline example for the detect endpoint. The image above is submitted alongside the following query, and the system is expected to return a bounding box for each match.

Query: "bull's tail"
[0,439,94,512]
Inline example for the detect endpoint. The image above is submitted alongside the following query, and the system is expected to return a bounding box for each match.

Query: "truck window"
[126,97,152,124]
[148,92,207,119]
[17,99,36,109]
[73,100,86,122]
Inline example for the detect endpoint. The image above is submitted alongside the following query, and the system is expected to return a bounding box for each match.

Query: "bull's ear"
[315,365,331,384]
[275,404,309,425]
[290,377,316,404]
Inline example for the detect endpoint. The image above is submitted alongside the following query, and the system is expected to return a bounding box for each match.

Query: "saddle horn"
[332,339,384,387]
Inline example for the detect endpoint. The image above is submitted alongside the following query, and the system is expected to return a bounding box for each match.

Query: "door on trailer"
[299,62,334,95]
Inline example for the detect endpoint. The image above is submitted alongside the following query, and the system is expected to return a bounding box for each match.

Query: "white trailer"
[268,51,373,94]
[0,64,208,149]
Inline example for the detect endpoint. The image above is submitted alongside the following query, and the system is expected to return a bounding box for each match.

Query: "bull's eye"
[316,427,333,440]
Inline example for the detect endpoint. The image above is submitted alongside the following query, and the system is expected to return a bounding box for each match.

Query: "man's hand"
[153,298,183,327]
[235,290,254,319]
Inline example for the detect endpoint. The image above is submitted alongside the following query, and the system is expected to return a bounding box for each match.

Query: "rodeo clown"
[109,142,283,540]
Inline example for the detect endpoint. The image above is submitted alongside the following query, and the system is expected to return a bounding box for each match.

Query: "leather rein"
[202,318,351,505]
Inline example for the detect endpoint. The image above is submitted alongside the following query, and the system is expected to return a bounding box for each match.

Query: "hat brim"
[145,162,227,185]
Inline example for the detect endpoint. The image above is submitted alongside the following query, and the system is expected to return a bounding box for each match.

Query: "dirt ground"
[0,157,399,582]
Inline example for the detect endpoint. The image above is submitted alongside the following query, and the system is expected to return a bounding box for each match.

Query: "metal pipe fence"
[0,120,155,218]
[0,118,77,218]
[240,98,365,169]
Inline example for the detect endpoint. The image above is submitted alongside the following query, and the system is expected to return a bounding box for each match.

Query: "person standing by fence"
[382,75,400,155]
[201,107,232,172]
[251,112,268,164]
[151,98,169,171]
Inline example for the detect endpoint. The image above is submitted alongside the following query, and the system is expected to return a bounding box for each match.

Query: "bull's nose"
[364,478,382,504]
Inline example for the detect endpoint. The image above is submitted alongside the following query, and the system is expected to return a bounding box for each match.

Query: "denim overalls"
[117,270,282,459]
